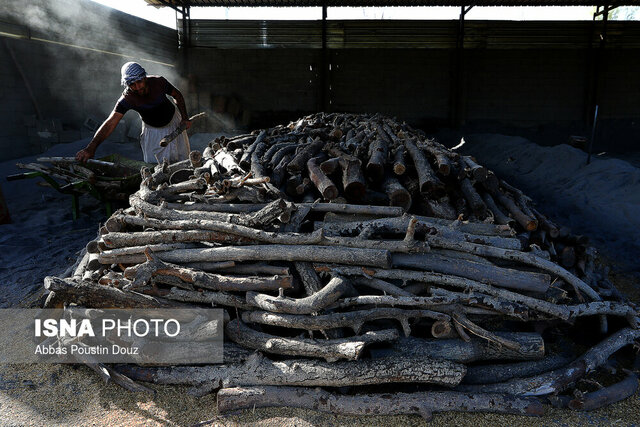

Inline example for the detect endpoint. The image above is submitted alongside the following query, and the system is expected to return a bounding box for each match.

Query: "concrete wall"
[2,9,639,160]
[0,0,178,161]
[185,20,640,151]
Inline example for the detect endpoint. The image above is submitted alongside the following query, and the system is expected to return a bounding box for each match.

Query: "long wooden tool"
[159,112,206,147]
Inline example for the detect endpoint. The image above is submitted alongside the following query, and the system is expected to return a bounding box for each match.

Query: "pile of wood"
[44,113,640,420]
[12,156,143,201]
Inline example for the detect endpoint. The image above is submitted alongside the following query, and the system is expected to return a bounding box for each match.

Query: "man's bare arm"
[75,111,124,162]
[170,87,192,130]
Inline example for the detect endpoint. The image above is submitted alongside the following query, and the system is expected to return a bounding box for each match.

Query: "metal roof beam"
[593,4,619,17]
[145,1,640,7]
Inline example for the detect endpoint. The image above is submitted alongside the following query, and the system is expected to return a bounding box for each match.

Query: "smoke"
[0,0,180,128]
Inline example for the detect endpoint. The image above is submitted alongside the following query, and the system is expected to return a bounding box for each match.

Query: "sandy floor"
[1,133,639,426]
[1,361,639,427]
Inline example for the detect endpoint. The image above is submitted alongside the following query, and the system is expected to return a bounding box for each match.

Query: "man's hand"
[75,146,95,163]
[180,119,192,131]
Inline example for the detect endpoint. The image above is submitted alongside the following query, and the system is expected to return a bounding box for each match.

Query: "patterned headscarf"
[121,62,147,87]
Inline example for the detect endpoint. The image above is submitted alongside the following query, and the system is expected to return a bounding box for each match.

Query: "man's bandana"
[121,62,147,87]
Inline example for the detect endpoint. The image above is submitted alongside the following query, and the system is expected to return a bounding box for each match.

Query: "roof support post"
[320,3,329,113]
[450,5,472,128]
[181,4,191,74]
[585,4,615,152]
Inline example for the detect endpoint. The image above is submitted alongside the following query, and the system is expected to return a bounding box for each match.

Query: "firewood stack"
[13,156,143,201]
[43,113,640,419]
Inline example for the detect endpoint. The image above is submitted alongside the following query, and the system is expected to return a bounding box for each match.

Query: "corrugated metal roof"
[181,19,640,48]
[146,0,640,7]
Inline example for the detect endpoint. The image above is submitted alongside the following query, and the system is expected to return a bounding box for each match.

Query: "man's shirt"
[115,76,177,127]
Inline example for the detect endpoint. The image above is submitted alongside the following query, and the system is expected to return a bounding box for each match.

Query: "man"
[76,62,191,164]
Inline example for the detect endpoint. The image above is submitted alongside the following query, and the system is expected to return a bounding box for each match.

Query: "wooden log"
[216,386,543,418]
[102,230,251,248]
[287,137,324,174]
[160,202,405,217]
[164,287,252,309]
[392,147,406,175]
[214,149,244,175]
[481,192,515,226]
[463,353,575,385]
[43,276,181,309]
[307,156,338,200]
[365,126,389,183]
[420,195,459,220]
[285,174,303,197]
[262,141,296,165]
[424,234,601,302]
[357,190,388,206]
[461,156,487,182]
[568,372,639,411]
[122,249,292,292]
[487,188,538,231]
[351,276,414,297]
[150,161,170,186]
[189,150,203,168]
[385,333,545,363]
[114,352,466,388]
[73,251,90,280]
[455,328,640,396]
[452,312,522,351]
[403,138,444,193]
[293,261,341,338]
[101,244,391,267]
[250,136,269,179]
[315,265,570,320]
[224,134,256,147]
[271,153,292,187]
[566,301,639,326]
[86,362,154,394]
[117,214,320,246]
[223,176,270,190]
[239,130,266,170]
[37,156,115,168]
[532,208,560,238]
[330,293,527,321]
[242,307,448,336]
[246,275,350,314]
[164,161,191,178]
[429,287,529,320]
[294,261,323,296]
[309,202,404,216]
[97,242,200,265]
[428,248,496,266]
[431,319,455,339]
[281,204,311,232]
[392,253,551,294]
[115,214,419,254]
[130,195,232,222]
[215,263,289,276]
[269,144,297,170]
[225,319,398,361]
[162,260,235,272]
[382,176,412,211]
[341,158,366,200]
[459,178,487,215]
[319,157,341,175]
[194,158,219,181]
[239,198,292,228]
[319,215,514,240]
[17,162,80,182]
[421,144,453,177]
[500,179,534,210]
